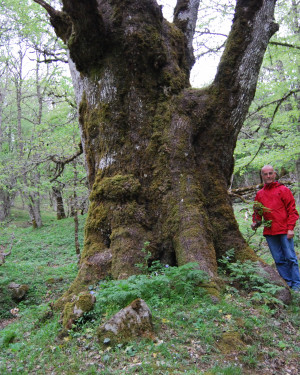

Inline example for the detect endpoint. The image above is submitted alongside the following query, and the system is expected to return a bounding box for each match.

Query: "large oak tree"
[34,0,291,304]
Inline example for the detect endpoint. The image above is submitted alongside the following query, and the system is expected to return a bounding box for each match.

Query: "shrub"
[219,249,284,306]
[86,263,210,321]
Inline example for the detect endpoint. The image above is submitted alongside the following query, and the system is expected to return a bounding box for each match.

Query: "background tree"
[234,0,300,183]
[32,0,292,305]
[0,0,87,226]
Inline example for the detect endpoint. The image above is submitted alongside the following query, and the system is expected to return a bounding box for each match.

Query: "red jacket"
[252,181,299,235]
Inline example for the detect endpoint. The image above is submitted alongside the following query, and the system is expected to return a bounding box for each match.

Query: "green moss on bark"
[90,174,141,201]
[61,292,95,329]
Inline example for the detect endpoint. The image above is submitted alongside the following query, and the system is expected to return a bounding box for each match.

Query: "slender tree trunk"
[0,190,12,221]
[28,190,42,228]
[0,69,15,221]
[23,53,45,228]
[0,72,8,144]
[35,0,291,305]
[74,209,80,259]
[52,186,66,220]
[73,161,81,258]
[291,0,300,34]
[14,49,25,156]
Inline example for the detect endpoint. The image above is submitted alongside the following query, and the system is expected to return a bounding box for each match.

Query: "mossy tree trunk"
[35,0,290,301]
[52,186,66,220]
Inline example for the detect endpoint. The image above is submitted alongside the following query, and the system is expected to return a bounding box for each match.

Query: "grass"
[0,207,81,318]
[0,204,299,374]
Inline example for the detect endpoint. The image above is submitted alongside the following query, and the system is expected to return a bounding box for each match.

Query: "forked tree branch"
[50,143,83,182]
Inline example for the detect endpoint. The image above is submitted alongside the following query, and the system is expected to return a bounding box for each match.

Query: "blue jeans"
[265,235,300,290]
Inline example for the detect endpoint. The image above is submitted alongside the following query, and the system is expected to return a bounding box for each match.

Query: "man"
[251,165,300,291]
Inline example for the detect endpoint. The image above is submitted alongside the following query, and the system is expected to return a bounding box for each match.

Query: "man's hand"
[251,222,260,231]
[287,230,294,239]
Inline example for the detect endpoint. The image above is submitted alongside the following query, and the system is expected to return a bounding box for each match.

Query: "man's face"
[261,167,276,184]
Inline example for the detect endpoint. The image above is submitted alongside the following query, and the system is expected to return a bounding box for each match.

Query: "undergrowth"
[82,262,210,325]
[0,208,83,318]
[0,205,299,374]
[219,249,285,306]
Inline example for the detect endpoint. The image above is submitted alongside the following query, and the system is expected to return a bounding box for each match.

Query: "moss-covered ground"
[0,204,299,375]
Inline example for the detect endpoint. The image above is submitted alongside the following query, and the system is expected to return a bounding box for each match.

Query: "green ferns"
[219,249,284,306]
[87,263,210,320]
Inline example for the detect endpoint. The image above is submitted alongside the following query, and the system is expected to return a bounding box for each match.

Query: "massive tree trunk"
[34,0,290,303]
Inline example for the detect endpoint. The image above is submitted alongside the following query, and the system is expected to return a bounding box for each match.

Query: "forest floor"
[0,206,299,375]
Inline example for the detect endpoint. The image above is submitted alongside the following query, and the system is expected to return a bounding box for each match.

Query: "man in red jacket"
[252,165,300,291]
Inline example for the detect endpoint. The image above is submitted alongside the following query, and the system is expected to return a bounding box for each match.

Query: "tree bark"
[52,186,66,220]
[35,0,290,303]
[28,190,42,228]
[72,160,81,258]
[0,189,12,221]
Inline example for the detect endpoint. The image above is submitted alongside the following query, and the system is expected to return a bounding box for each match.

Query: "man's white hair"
[261,165,274,174]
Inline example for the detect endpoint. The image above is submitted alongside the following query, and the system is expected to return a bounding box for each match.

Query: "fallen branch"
[228,180,296,202]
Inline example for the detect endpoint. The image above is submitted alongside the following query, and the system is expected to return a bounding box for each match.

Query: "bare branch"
[237,90,299,171]
[269,41,300,50]
[195,30,228,38]
[30,45,68,64]
[50,143,83,182]
[247,89,300,120]
[194,40,226,58]
[37,58,68,64]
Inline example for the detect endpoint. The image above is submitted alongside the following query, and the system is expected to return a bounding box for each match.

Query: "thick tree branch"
[214,0,279,136]
[174,0,201,68]
[33,0,58,17]
[34,0,106,73]
[229,183,263,196]
[33,0,72,43]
